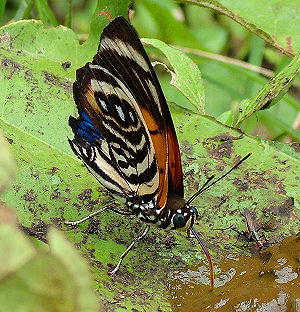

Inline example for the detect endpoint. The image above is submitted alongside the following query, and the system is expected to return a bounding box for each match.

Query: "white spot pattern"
[99,99,107,111]
[129,111,135,122]
[116,105,125,121]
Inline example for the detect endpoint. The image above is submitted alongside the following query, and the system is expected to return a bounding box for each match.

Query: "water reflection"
[169,233,300,312]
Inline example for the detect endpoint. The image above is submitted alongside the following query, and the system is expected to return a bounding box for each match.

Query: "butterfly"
[68,16,218,289]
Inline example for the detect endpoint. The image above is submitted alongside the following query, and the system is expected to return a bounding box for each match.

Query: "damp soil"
[169,233,300,312]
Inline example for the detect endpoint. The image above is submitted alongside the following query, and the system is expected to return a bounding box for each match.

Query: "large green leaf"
[182,0,300,56]
[0,7,299,312]
[1,95,299,310]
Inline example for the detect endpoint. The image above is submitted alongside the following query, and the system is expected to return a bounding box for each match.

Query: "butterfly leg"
[109,225,150,275]
[65,205,112,226]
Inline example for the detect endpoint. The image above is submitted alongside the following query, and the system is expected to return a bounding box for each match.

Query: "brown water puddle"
[169,233,300,311]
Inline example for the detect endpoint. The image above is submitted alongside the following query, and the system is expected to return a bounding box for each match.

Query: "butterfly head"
[165,194,198,231]
[172,204,198,231]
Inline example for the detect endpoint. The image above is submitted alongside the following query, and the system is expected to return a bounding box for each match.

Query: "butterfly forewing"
[100,17,183,201]
[70,17,183,211]
[93,17,169,209]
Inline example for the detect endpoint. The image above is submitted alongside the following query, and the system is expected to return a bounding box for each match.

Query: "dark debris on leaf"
[43,71,72,92]
[267,197,295,218]
[86,219,101,234]
[1,58,22,78]
[22,189,38,201]
[291,142,300,153]
[61,61,71,69]
[48,167,59,175]
[202,132,241,161]
[30,167,39,180]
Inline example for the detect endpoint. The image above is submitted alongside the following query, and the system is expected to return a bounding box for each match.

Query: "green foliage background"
[0,0,299,311]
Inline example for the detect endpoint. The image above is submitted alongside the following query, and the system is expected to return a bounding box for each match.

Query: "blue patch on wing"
[81,111,94,125]
[73,111,103,144]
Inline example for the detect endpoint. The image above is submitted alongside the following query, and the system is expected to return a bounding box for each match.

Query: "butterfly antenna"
[190,226,214,290]
[187,153,251,205]
[186,175,215,205]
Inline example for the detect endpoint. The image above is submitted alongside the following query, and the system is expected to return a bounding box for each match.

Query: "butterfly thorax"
[127,193,196,231]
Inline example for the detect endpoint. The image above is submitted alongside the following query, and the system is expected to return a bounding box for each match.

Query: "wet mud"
[169,233,300,311]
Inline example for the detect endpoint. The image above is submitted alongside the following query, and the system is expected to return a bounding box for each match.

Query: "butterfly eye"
[173,213,187,229]
[190,206,198,219]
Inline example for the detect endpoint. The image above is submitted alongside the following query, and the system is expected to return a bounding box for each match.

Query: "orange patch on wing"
[141,107,168,209]
[167,127,183,197]
[84,86,102,114]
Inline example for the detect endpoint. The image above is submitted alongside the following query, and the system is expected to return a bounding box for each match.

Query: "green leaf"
[64,0,72,28]
[49,228,103,312]
[233,52,300,126]
[181,0,300,56]
[0,223,100,312]
[0,21,77,156]
[0,0,6,25]
[13,0,33,21]
[142,38,205,113]
[170,109,300,245]
[0,19,79,67]
[244,35,265,98]
[35,0,59,26]
[81,0,132,62]
[22,0,34,20]
[217,110,232,126]
[0,224,36,279]
[133,0,204,49]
